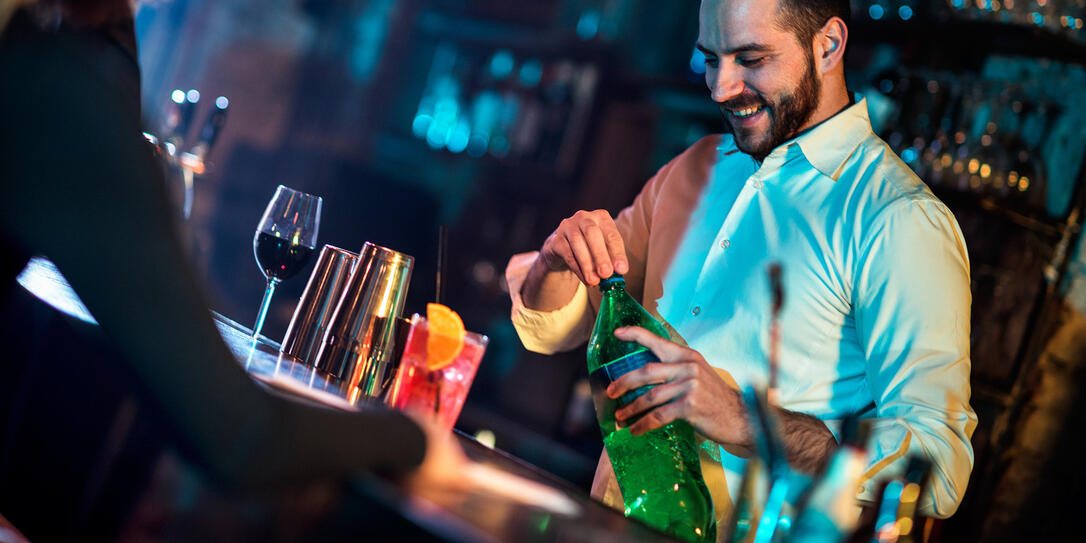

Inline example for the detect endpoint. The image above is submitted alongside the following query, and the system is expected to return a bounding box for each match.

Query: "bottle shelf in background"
[852,0,1086,52]
[403,15,606,179]
[851,17,1086,66]
[860,55,1086,225]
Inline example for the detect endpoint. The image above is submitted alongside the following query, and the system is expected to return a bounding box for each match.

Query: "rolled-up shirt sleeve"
[853,197,979,518]
[505,251,595,355]
[505,156,664,355]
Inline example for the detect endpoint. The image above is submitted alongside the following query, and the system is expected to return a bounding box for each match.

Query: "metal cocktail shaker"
[281,245,359,365]
[312,242,413,404]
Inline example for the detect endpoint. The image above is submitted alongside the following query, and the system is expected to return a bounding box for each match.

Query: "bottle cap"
[599,274,626,286]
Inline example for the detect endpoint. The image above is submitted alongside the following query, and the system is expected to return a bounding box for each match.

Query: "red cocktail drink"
[388,314,487,431]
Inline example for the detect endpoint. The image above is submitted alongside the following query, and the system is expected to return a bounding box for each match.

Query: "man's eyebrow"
[695,42,772,55]
[728,43,772,54]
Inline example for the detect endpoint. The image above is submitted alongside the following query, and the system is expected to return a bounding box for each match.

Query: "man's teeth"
[731,106,762,118]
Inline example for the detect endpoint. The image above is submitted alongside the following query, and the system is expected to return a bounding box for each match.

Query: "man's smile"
[729,105,762,118]
[725,104,768,128]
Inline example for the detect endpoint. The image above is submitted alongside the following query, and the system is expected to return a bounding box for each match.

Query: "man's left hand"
[608,326,752,448]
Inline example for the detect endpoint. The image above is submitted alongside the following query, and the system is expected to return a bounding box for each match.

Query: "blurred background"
[133,0,1086,540]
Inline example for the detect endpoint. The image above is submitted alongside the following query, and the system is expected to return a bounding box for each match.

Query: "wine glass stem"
[253,278,279,339]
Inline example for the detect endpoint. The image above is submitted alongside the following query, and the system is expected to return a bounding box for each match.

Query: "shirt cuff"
[505,251,594,355]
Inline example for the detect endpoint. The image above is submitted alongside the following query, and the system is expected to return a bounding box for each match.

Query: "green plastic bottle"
[586,275,716,543]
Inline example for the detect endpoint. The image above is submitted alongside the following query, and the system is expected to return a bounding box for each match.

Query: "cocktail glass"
[387,314,487,431]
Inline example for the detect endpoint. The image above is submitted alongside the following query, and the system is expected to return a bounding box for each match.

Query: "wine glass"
[252,185,322,341]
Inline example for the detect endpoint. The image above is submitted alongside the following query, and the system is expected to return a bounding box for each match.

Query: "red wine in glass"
[251,185,321,341]
[254,232,315,281]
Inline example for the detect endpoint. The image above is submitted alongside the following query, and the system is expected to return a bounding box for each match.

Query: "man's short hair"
[774,0,851,47]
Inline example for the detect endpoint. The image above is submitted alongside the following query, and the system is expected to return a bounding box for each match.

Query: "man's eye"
[739,56,766,67]
[704,56,719,68]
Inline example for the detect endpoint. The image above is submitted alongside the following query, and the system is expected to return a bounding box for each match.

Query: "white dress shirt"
[506,96,978,520]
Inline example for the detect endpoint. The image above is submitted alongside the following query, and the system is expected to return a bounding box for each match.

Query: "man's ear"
[815,16,848,73]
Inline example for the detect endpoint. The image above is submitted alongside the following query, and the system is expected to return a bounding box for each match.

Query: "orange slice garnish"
[426,303,465,371]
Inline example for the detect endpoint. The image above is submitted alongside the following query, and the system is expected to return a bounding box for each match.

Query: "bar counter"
[14,257,680,542]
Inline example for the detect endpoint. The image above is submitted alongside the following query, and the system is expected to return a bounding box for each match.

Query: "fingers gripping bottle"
[586,275,716,543]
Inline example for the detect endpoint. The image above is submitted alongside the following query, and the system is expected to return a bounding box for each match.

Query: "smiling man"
[506,0,977,524]
[701,0,841,161]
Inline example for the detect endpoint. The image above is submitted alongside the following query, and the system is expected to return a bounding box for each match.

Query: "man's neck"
[748,91,853,164]
[800,86,851,135]
[797,91,854,140]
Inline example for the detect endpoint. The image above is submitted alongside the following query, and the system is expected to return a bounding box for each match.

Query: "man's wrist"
[521,254,579,311]
[775,408,837,474]
[520,254,550,308]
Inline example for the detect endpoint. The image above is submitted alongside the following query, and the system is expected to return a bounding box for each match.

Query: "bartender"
[506,0,976,523]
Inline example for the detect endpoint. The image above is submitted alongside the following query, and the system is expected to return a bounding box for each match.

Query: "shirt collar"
[789,93,872,180]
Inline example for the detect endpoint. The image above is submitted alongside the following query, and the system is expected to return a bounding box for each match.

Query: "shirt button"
[692,306,701,316]
[752,180,765,189]
[720,239,731,249]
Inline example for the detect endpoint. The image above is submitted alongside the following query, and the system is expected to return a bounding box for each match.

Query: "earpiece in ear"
[828,41,838,53]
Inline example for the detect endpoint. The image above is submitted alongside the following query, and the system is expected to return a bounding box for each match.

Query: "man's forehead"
[698,0,787,51]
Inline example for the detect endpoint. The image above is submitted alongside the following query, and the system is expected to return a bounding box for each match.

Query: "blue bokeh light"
[519,59,543,87]
[577,10,601,40]
[869,4,885,20]
[899,5,913,20]
[425,121,448,150]
[446,118,471,154]
[489,135,510,158]
[490,50,515,80]
[466,134,488,158]
[412,114,433,138]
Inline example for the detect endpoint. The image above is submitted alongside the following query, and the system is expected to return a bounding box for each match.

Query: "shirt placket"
[687,149,791,320]
[688,174,760,315]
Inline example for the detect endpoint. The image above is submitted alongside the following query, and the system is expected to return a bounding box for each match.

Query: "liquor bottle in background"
[176,95,230,219]
[586,274,716,543]
[790,418,871,543]
[164,89,200,153]
[159,89,186,146]
[186,95,229,164]
[152,89,195,219]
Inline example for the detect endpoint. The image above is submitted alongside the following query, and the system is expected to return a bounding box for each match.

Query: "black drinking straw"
[436,224,448,305]
[432,224,449,418]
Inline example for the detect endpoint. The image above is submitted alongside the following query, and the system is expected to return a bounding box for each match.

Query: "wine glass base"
[253,334,280,348]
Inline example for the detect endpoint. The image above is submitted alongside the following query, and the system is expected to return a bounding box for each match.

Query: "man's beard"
[720,55,821,161]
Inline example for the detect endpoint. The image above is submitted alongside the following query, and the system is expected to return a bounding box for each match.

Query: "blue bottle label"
[589,349,659,407]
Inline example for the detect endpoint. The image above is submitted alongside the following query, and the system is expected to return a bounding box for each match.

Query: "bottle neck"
[598,275,626,293]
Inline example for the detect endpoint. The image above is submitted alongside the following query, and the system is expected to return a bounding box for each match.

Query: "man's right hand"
[539,209,629,286]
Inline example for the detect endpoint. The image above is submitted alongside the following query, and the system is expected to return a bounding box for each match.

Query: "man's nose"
[709,65,745,103]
